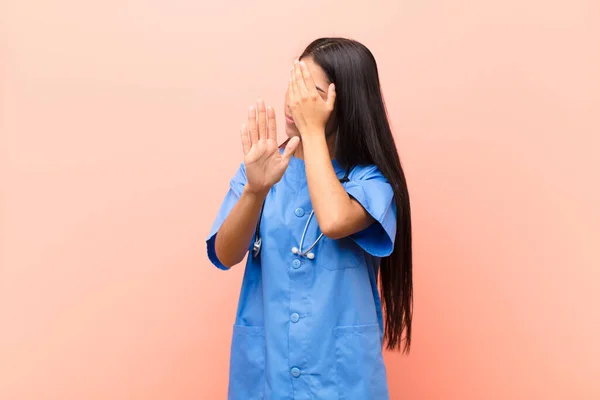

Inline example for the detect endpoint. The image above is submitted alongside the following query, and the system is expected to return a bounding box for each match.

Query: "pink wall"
[1,0,599,399]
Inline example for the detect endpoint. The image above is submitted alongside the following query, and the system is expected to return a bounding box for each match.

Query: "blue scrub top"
[207,155,397,400]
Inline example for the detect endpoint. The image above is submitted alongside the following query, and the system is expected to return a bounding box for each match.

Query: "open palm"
[241,100,300,194]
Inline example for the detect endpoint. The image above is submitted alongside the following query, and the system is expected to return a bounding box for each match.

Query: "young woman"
[207,37,413,400]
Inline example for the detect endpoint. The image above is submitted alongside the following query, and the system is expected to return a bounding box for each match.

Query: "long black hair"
[300,38,413,353]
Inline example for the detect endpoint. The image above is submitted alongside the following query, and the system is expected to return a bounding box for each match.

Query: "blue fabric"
[346,164,397,258]
[206,156,396,400]
[206,164,247,270]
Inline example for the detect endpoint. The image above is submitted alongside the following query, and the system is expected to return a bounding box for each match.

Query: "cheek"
[284,89,293,111]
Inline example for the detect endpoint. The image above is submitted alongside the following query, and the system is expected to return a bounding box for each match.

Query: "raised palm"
[241,100,300,194]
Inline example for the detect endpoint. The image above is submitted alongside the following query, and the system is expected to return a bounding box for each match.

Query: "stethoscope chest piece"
[252,237,262,258]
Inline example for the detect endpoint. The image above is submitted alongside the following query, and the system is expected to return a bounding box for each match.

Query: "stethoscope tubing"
[251,145,351,259]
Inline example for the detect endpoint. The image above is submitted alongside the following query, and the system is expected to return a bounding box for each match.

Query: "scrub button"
[290,313,300,323]
[294,208,305,217]
[290,367,301,378]
[292,259,301,269]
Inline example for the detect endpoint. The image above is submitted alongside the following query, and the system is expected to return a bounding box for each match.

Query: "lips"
[285,114,295,124]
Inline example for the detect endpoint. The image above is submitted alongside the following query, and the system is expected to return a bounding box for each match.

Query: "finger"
[248,106,258,145]
[294,61,308,94]
[291,68,301,102]
[326,83,336,110]
[299,61,318,95]
[267,106,277,141]
[278,137,291,150]
[240,123,251,155]
[281,136,301,164]
[288,74,295,104]
[257,99,267,140]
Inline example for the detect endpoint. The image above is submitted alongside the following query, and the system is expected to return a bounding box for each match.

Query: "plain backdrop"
[1,0,599,399]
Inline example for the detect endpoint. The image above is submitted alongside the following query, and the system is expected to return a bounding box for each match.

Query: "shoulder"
[348,164,389,183]
[344,164,394,205]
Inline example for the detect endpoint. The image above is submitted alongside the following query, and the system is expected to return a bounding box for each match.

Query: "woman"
[207,37,413,399]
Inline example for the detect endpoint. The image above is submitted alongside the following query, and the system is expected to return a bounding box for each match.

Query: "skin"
[214,57,374,268]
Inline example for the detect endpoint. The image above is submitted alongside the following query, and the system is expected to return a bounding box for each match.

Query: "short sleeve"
[206,164,247,270]
[344,165,397,257]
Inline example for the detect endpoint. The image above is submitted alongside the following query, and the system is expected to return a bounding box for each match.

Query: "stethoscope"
[252,165,352,260]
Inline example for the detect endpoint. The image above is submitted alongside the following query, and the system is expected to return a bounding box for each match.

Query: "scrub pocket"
[321,237,364,270]
[228,325,265,400]
[333,324,389,400]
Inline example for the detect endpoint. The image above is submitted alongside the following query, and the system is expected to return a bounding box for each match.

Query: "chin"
[285,126,300,138]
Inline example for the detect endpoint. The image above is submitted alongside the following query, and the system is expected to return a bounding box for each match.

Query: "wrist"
[300,131,327,151]
[299,126,326,138]
[243,185,269,201]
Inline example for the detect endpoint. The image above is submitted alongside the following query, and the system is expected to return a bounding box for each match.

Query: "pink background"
[1,0,599,399]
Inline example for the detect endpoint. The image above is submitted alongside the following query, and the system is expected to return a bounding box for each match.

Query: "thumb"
[326,83,336,110]
[281,136,301,165]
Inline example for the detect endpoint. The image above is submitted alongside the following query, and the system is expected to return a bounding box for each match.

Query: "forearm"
[302,133,355,237]
[215,187,267,268]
